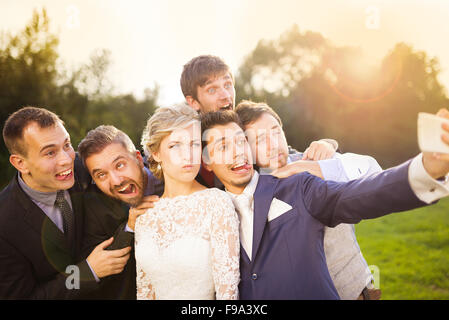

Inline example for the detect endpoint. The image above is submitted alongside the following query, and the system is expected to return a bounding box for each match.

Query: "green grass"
[355,198,449,299]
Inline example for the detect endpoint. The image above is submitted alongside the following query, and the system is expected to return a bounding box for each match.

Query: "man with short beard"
[78,125,163,299]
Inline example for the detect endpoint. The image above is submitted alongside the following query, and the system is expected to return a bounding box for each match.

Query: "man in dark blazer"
[77,125,163,299]
[0,107,131,299]
[200,110,449,299]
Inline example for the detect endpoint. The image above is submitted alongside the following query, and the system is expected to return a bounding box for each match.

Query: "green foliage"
[0,9,158,188]
[0,8,61,186]
[235,25,449,167]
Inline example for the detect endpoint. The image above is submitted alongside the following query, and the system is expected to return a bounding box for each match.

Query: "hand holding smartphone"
[418,112,449,154]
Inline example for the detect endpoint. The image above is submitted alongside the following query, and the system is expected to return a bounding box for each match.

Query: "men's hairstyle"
[235,100,283,128]
[200,110,243,151]
[78,125,137,165]
[180,55,233,101]
[2,106,64,156]
[141,103,200,180]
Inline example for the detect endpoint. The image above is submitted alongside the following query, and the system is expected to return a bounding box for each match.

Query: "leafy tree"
[235,25,449,167]
[0,8,62,186]
[0,9,159,187]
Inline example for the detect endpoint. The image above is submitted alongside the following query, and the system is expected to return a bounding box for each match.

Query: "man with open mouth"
[200,109,449,299]
[78,124,163,299]
[0,106,132,299]
[235,100,383,300]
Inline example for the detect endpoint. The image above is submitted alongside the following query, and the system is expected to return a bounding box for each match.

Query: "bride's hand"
[127,195,160,231]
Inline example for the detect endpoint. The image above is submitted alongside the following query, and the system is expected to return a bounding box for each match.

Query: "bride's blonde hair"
[141,103,200,180]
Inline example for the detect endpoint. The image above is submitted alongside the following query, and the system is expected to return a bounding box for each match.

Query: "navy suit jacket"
[238,159,428,299]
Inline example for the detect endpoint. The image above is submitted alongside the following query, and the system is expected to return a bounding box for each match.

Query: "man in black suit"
[78,125,163,299]
[0,106,131,299]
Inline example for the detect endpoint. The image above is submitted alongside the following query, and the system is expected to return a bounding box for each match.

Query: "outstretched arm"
[300,152,449,228]
[297,109,449,226]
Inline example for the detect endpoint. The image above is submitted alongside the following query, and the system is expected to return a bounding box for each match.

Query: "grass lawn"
[355,197,449,299]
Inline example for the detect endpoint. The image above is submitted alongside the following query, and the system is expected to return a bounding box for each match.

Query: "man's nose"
[218,87,231,99]
[234,142,246,159]
[110,171,123,186]
[269,132,280,150]
[57,150,73,167]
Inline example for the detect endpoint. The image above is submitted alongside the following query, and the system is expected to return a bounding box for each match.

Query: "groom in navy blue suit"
[200,110,449,299]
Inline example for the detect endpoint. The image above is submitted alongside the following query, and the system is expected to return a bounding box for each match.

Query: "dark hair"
[200,110,243,152]
[78,125,136,166]
[180,55,233,101]
[235,100,283,127]
[201,110,243,135]
[2,106,63,156]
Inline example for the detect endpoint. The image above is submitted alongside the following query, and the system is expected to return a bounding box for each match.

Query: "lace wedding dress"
[135,188,240,300]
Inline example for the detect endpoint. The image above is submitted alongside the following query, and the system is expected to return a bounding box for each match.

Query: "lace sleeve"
[210,190,240,300]
[136,259,156,300]
[135,217,156,300]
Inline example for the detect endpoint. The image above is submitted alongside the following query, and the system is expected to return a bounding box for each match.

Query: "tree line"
[235,25,449,167]
[1,9,448,187]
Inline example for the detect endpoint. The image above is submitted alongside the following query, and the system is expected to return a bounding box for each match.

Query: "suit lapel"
[13,175,71,254]
[240,243,251,264]
[251,175,277,261]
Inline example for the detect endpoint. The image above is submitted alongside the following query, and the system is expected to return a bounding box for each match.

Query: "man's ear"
[185,96,201,112]
[135,150,144,167]
[9,154,29,175]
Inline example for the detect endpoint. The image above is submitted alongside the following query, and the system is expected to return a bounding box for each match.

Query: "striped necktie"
[55,190,74,241]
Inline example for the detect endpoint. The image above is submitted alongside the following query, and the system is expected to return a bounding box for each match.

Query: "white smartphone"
[417,112,449,154]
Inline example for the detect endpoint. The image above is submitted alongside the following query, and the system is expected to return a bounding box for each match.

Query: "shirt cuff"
[318,158,346,181]
[125,223,134,233]
[86,259,100,283]
[408,153,449,204]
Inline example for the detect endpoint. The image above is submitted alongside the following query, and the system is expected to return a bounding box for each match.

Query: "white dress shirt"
[227,171,259,260]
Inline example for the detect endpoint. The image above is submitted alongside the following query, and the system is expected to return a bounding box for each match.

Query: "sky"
[1,0,448,106]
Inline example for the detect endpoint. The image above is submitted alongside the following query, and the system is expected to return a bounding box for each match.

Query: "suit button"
[251,273,258,280]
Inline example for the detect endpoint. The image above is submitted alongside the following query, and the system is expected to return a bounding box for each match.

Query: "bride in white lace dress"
[135,104,240,300]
